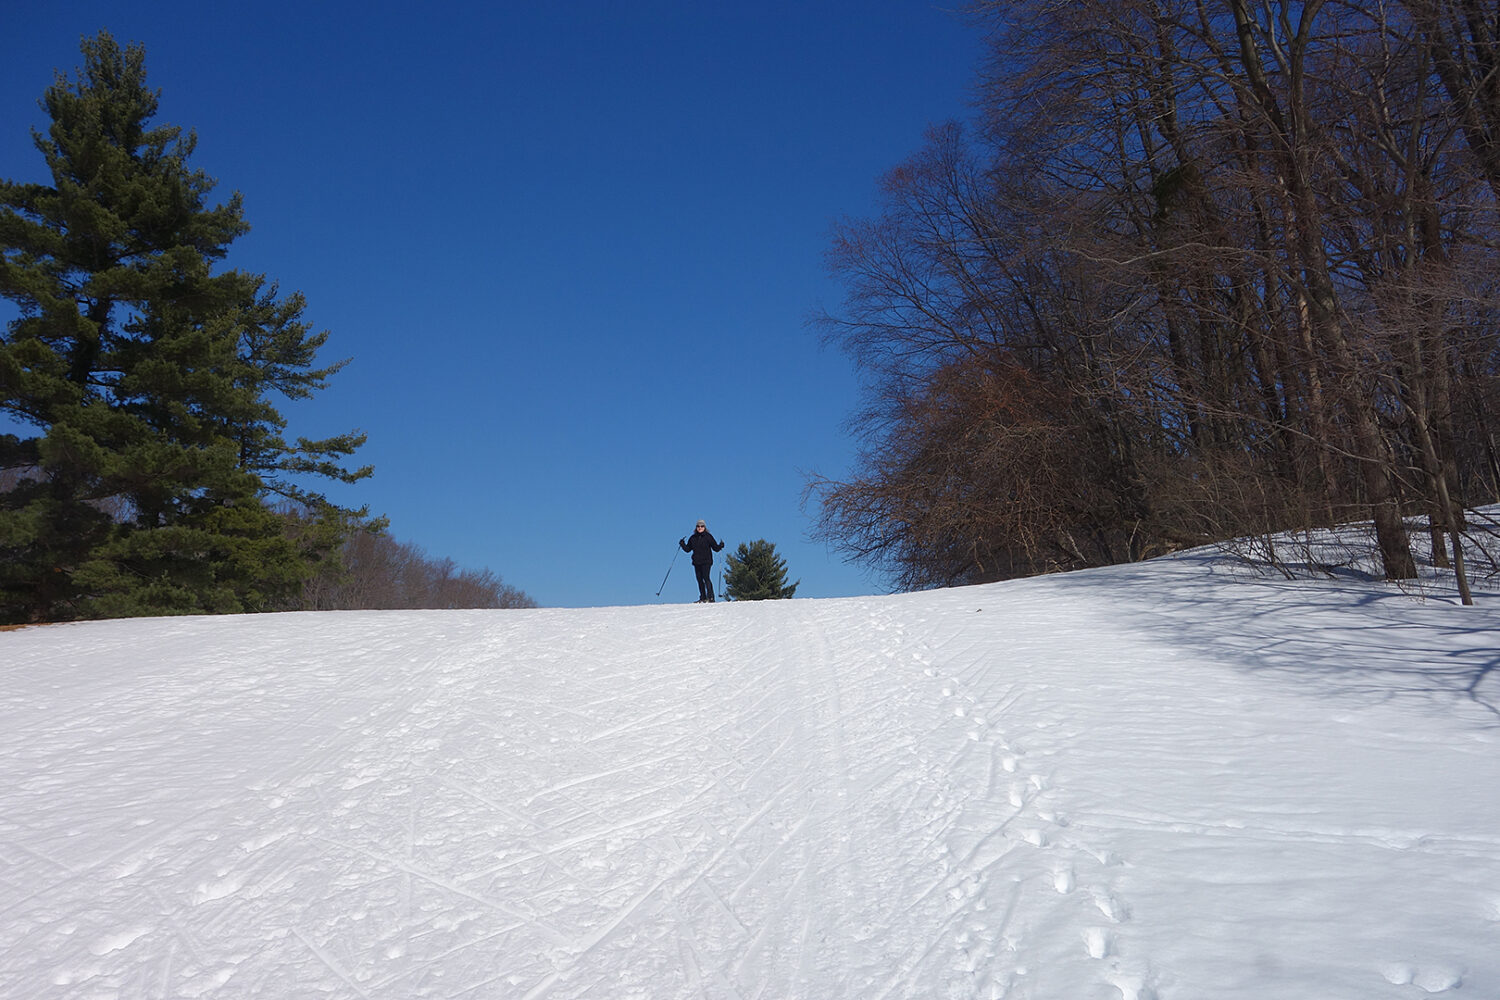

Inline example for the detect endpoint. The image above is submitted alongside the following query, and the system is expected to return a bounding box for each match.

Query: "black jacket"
[680,530,724,565]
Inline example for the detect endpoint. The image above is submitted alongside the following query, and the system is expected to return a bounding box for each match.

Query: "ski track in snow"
[2,554,1499,999]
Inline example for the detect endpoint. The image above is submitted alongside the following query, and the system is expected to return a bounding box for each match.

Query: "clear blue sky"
[4,1,986,607]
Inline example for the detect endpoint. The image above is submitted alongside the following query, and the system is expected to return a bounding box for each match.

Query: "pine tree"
[723,539,799,601]
[0,31,371,623]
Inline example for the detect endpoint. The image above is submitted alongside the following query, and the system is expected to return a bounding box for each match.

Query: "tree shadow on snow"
[1058,550,1500,725]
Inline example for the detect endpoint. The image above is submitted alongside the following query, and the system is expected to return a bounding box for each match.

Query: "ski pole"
[655,547,679,597]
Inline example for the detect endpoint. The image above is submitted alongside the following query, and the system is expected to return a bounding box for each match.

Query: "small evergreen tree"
[0,31,370,623]
[723,539,799,601]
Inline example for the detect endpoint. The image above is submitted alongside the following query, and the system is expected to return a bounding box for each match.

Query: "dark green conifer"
[0,31,370,622]
[723,539,799,601]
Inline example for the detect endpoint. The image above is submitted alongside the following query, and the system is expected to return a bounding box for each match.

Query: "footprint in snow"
[1084,926,1113,959]
[193,874,245,904]
[1085,846,1122,867]
[239,829,292,853]
[1381,963,1465,993]
[52,965,102,987]
[1107,970,1159,1000]
[112,856,146,879]
[89,926,152,956]
[1090,888,1130,923]
[1019,828,1047,847]
[947,876,982,902]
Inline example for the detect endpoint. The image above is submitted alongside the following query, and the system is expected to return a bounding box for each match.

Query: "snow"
[3,543,1498,999]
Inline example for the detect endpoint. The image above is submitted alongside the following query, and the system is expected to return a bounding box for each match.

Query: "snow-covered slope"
[3,549,1498,999]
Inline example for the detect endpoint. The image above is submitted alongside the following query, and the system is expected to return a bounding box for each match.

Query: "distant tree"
[723,539,799,601]
[296,524,538,610]
[0,32,371,623]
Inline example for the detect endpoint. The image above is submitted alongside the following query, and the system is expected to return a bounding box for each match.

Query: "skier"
[679,520,725,603]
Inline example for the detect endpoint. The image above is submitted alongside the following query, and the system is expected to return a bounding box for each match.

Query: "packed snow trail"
[3,553,1498,999]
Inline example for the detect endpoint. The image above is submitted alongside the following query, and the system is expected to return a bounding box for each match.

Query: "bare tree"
[812,0,1500,590]
[286,513,537,610]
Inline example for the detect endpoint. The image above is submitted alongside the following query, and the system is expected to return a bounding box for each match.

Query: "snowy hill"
[3,547,1499,999]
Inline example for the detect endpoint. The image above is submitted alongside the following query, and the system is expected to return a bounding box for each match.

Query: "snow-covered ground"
[3,542,1498,999]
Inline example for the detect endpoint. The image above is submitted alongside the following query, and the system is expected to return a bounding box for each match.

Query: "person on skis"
[679,520,725,602]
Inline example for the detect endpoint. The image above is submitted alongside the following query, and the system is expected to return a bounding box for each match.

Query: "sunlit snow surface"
[3,545,1498,999]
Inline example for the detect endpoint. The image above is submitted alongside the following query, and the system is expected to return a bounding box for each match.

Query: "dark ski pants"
[694,562,714,602]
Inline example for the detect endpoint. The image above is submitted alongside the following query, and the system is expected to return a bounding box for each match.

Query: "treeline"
[0,471,537,618]
[0,33,532,623]
[810,0,1500,600]
[300,526,537,611]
